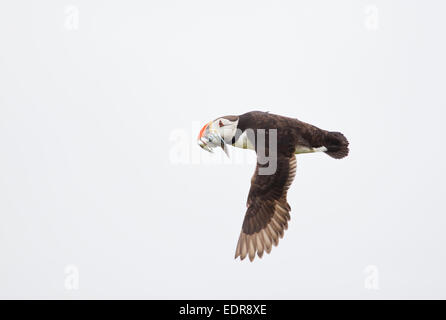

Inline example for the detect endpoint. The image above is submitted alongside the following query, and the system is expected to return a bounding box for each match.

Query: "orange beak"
[198,121,212,140]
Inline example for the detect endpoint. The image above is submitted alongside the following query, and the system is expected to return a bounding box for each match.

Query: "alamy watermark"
[170,122,278,175]
[64,264,79,291]
[364,265,379,290]
[64,5,79,31]
[364,5,379,31]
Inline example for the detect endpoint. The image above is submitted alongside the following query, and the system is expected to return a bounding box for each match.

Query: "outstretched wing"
[235,154,297,261]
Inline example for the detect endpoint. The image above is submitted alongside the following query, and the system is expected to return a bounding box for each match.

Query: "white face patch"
[209,118,239,142]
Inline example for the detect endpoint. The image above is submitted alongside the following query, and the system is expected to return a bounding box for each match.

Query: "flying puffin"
[197,111,349,261]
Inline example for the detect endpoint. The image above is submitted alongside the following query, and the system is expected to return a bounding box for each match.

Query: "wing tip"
[234,214,290,262]
[234,155,296,262]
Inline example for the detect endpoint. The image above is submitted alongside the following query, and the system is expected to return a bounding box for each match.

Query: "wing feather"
[235,155,296,261]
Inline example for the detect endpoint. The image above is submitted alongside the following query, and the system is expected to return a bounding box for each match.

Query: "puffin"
[197,111,349,261]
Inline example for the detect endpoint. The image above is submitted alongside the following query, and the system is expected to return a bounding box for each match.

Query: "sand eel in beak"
[197,120,230,157]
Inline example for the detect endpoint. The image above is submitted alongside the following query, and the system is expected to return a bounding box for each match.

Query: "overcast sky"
[1,0,445,299]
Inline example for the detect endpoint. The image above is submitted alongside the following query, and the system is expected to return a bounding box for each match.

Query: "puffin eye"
[219,120,224,127]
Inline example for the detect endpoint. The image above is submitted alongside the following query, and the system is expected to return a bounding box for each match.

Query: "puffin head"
[197,115,239,155]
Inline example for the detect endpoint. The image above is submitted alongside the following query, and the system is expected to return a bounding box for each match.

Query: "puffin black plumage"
[197,111,349,261]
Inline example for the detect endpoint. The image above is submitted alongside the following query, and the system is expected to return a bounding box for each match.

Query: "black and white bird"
[197,111,349,261]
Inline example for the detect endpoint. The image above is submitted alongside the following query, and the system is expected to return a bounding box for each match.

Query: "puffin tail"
[324,131,349,159]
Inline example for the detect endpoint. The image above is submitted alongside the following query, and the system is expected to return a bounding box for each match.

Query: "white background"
[1,0,445,299]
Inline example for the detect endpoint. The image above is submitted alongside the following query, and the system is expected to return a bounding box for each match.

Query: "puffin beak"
[198,137,213,153]
[197,121,213,153]
[197,120,230,157]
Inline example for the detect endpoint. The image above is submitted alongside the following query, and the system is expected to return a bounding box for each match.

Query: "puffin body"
[197,111,349,261]
[231,111,349,159]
